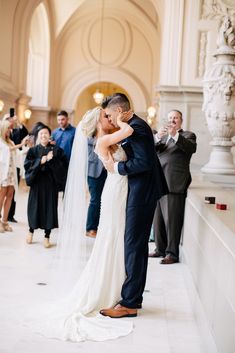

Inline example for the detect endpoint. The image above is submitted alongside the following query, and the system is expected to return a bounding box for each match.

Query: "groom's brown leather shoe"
[100,304,137,318]
[86,230,97,238]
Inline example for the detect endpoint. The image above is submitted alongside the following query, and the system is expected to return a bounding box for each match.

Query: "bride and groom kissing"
[33,93,168,342]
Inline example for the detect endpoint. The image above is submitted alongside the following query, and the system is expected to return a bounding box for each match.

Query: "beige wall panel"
[0,1,17,80]
[122,26,155,101]
[59,27,87,89]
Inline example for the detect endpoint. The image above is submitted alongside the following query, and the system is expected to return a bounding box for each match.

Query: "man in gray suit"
[149,110,197,264]
[86,104,114,238]
[86,137,107,238]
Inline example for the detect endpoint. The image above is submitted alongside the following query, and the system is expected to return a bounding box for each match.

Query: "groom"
[100,93,168,318]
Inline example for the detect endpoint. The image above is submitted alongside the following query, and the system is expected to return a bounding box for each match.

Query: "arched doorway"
[73,82,132,125]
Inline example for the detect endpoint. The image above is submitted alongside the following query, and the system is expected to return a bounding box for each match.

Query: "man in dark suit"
[149,110,197,264]
[99,93,168,318]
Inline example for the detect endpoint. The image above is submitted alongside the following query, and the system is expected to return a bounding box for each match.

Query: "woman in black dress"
[24,125,68,248]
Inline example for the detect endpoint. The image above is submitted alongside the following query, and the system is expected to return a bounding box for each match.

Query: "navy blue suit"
[117,114,168,308]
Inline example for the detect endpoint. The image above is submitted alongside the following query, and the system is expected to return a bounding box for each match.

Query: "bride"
[32,106,134,342]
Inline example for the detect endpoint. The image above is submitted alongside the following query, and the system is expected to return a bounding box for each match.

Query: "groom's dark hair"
[105,93,130,112]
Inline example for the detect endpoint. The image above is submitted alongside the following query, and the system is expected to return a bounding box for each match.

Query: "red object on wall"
[216,203,227,210]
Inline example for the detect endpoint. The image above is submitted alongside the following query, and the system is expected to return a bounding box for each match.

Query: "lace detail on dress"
[112,145,127,162]
[1,150,16,187]
[95,142,127,163]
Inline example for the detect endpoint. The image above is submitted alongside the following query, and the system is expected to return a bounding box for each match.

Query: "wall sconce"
[0,100,4,113]
[147,106,156,125]
[24,109,32,120]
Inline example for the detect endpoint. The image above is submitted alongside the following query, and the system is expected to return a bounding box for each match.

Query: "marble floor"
[0,185,217,353]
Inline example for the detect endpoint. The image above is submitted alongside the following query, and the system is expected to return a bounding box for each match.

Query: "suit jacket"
[87,137,105,178]
[10,125,28,146]
[118,114,168,207]
[155,130,197,194]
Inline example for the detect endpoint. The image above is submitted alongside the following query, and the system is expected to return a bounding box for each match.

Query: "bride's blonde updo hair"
[80,107,101,138]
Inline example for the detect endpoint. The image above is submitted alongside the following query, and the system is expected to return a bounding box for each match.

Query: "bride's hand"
[117,110,133,126]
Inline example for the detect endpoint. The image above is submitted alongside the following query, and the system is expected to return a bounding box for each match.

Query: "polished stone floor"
[0,186,216,353]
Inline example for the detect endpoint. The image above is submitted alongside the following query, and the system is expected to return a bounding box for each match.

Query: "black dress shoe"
[149,251,165,258]
[160,255,178,264]
[8,217,18,223]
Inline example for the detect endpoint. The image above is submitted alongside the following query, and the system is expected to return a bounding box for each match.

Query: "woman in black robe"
[24,125,68,248]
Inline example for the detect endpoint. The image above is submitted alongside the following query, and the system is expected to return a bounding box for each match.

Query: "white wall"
[182,182,235,353]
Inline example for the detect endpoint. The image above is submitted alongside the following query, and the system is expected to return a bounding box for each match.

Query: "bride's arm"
[99,113,134,148]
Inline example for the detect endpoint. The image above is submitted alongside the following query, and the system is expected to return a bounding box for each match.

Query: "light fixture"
[0,100,4,112]
[93,90,104,104]
[147,106,156,118]
[93,0,105,105]
[147,106,156,125]
[24,109,32,119]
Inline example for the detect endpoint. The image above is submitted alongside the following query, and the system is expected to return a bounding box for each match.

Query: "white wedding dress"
[31,145,133,342]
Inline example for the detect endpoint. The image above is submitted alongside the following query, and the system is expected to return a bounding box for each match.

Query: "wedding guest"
[30,122,47,145]
[24,125,68,248]
[86,100,114,238]
[0,120,28,232]
[3,109,28,223]
[17,123,46,179]
[51,110,76,161]
[86,136,107,238]
[149,110,197,264]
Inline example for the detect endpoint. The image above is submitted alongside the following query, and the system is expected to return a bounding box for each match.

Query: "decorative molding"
[203,70,235,110]
[0,88,18,102]
[156,85,203,93]
[82,16,132,67]
[203,16,235,110]
[201,0,235,21]
[0,72,11,81]
[202,16,235,174]
[197,32,208,78]
[61,67,147,112]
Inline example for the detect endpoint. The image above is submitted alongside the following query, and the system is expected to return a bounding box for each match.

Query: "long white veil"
[51,108,101,297]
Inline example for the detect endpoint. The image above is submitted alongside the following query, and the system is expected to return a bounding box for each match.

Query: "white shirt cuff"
[154,134,161,143]
[114,162,119,174]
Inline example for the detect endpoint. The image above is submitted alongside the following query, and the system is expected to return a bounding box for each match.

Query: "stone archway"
[61,67,147,115]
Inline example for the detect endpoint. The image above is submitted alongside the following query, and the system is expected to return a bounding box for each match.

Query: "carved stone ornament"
[198,32,208,78]
[202,0,235,21]
[202,16,235,174]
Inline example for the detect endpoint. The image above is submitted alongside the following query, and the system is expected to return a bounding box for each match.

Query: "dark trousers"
[153,193,186,260]
[8,168,20,220]
[86,169,107,231]
[120,202,156,308]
